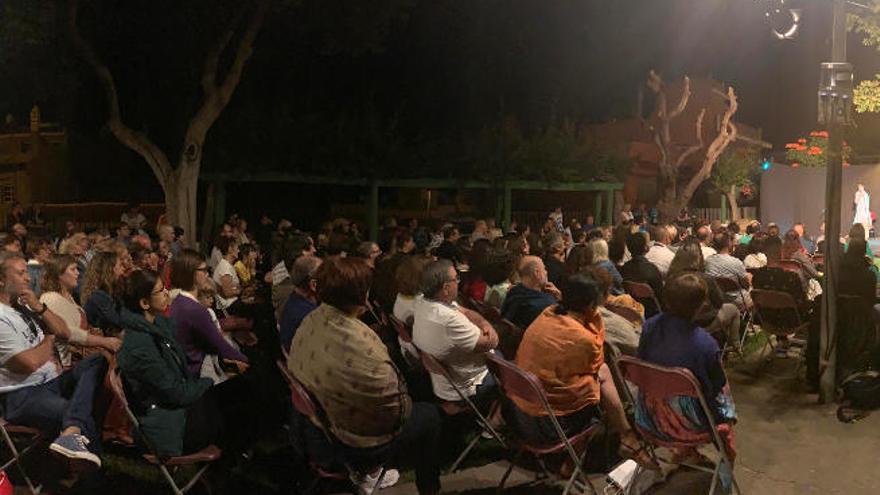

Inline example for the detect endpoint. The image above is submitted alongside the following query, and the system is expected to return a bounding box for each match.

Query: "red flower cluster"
[807,146,822,155]
[809,131,829,138]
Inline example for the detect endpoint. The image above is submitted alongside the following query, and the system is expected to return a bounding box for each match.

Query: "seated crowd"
[0,205,845,494]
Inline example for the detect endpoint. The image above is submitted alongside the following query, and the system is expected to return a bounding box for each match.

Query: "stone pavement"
[375,353,880,494]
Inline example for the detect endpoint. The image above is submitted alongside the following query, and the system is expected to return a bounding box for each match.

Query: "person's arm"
[86,291,124,329]
[121,345,212,408]
[5,334,55,375]
[216,273,241,299]
[796,252,820,280]
[188,306,248,363]
[458,307,498,352]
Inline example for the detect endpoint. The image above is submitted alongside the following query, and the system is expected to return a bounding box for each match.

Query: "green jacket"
[116,308,212,456]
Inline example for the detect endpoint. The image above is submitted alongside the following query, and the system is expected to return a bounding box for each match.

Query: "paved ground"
[377,351,880,494]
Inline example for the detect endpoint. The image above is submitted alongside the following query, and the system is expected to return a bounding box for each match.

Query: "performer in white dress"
[854,183,872,235]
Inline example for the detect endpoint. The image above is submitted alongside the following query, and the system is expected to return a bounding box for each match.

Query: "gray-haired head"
[420,259,455,299]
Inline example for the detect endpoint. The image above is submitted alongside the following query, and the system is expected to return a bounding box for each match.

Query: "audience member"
[542,232,567,287]
[695,225,716,259]
[289,256,442,494]
[279,255,322,353]
[585,266,641,355]
[413,260,499,407]
[81,251,126,333]
[482,249,515,309]
[743,232,769,269]
[705,232,752,312]
[588,238,624,295]
[505,271,655,467]
[645,225,675,276]
[619,232,664,314]
[501,256,560,330]
[0,252,107,466]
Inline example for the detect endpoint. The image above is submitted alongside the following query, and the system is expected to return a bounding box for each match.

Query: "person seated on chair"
[667,239,741,350]
[620,231,663,317]
[289,256,443,495]
[413,259,499,409]
[781,229,821,299]
[839,239,880,323]
[504,271,656,468]
[587,238,624,295]
[705,231,753,312]
[117,270,224,457]
[278,255,322,354]
[585,266,641,356]
[501,256,561,330]
[0,252,107,467]
[636,271,737,465]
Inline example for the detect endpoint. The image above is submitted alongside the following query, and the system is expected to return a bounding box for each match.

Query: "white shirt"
[209,247,223,271]
[393,294,419,365]
[645,242,675,276]
[0,304,59,393]
[412,296,488,401]
[271,261,290,286]
[121,212,146,230]
[701,245,717,260]
[213,259,240,310]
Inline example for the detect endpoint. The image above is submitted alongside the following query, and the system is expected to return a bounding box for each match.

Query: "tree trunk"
[164,165,200,249]
[726,185,740,221]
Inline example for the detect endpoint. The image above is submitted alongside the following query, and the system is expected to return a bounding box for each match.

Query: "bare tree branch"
[674,108,705,169]
[668,76,691,119]
[681,87,739,202]
[67,0,171,187]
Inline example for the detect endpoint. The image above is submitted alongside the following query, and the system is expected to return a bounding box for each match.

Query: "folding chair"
[773,259,803,274]
[623,281,662,317]
[387,314,412,344]
[811,254,824,270]
[485,353,600,495]
[471,298,502,323]
[415,349,506,474]
[750,289,810,366]
[494,318,525,359]
[275,361,388,495]
[616,356,742,495]
[107,367,221,495]
[0,418,42,494]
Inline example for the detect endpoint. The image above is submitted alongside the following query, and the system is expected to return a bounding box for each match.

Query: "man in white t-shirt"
[645,225,676,276]
[696,225,717,259]
[208,223,236,271]
[212,237,241,311]
[0,253,106,467]
[413,260,498,406]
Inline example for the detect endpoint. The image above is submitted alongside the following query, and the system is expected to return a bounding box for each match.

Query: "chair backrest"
[388,314,413,343]
[276,360,318,419]
[472,298,502,322]
[773,259,803,274]
[623,280,655,301]
[616,356,700,399]
[751,267,807,305]
[811,254,824,268]
[107,366,132,412]
[605,304,643,324]
[713,276,741,293]
[751,289,798,311]
[484,352,549,414]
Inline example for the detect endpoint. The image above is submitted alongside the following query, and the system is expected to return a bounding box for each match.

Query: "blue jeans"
[2,354,107,453]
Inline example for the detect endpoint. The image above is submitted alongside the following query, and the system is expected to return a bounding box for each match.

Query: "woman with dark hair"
[666,239,741,348]
[289,256,443,494]
[460,238,491,302]
[763,235,783,265]
[839,238,880,319]
[506,272,655,467]
[608,224,631,266]
[234,243,259,285]
[81,251,127,333]
[169,249,248,376]
[117,270,222,456]
[212,237,242,312]
[637,272,737,466]
[40,254,121,365]
[743,232,769,269]
[482,248,516,309]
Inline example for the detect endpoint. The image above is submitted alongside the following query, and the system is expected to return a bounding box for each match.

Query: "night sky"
[3,0,880,202]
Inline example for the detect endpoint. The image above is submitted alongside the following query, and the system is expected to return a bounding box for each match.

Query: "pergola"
[200,172,623,240]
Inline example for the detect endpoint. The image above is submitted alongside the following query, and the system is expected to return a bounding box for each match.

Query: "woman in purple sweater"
[169,249,248,376]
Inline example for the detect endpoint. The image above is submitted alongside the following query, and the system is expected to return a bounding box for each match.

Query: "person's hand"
[223,358,249,375]
[19,287,40,312]
[102,337,122,353]
[544,282,562,300]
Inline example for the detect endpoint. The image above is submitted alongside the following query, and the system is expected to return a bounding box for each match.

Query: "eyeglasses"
[195,267,209,272]
[151,287,169,296]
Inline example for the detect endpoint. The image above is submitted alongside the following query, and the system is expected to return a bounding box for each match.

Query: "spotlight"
[762,160,772,171]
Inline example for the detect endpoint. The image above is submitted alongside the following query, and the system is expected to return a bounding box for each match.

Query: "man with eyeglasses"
[0,252,107,467]
[413,259,498,410]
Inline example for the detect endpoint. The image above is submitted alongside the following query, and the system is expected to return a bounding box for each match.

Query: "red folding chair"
[471,298,503,323]
[771,259,803,274]
[623,281,662,315]
[107,367,221,495]
[415,348,506,474]
[616,356,741,495]
[0,418,42,494]
[387,314,413,344]
[750,288,810,364]
[493,318,524,359]
[275,361,388,495]
[485,353,600,495]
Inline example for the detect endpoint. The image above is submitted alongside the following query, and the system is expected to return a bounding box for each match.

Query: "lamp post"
[817,0,853,403]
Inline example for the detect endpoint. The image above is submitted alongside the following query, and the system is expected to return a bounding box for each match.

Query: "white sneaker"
[350,468,400,494]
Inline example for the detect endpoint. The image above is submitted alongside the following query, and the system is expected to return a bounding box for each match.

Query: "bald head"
[517,255,547,290]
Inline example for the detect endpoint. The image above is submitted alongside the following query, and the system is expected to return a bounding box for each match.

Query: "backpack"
[837,370,880,423]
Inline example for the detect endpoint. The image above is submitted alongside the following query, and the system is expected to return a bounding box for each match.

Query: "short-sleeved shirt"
[0,304,59,393]
[705,253,749,308]
[279,293,318,353]
[412,296,487,401]
[212,259,240,310]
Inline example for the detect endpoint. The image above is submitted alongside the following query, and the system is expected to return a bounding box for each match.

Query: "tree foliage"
[712,147,757,192]
[850,2,880,113]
